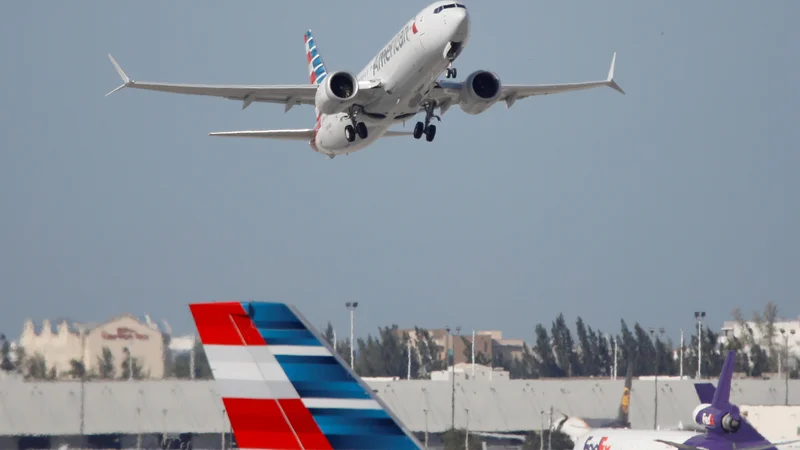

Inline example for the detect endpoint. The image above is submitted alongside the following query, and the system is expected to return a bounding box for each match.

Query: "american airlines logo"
[583,436,611,450]
[702,413,715,426]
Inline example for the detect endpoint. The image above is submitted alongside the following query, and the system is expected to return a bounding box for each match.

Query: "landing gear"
[445,66,458,79]
[356,122,368,139]
[413,102,440,142]
[344,105,368,142]
[344,125,356,142]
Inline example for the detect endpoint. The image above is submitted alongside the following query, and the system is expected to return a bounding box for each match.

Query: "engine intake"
[315,71,359,115]
[459,70,502,115]
[721,413,741,433]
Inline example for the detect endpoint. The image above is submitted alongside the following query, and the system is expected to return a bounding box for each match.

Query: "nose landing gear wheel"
[445,68,458,78]
[356,122,368,139]
[344,125,356,142]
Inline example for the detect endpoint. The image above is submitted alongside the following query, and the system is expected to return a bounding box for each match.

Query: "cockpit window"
[433,3,466,13]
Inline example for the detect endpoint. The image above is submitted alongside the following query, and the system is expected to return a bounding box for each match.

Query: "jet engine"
[693,403,741,433]
[459,70,502,115]
[314,71,359,115]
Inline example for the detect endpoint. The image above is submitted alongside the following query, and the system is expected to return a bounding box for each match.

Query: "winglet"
[711,350,736,409]
[106,53,133,96]
[606,52,625,95]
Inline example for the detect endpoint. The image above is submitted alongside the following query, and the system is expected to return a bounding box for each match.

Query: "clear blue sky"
[1,1,798,345]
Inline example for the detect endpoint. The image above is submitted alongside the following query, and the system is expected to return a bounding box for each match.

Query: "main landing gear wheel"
[413,122,424,139]
[356,122,368,139]
[425,125,436,142]
[344,125,356,142]
[415,102,441,143]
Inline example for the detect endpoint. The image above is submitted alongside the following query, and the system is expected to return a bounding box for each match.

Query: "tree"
[618,320,637,373]
[0,337,13,372]
[439,428,482,450]
[26,353,47,380]
[172,339,212,379]
[413,327,445,378]
[633,323,655,376]
[522,430,574,450]
[69,359,86,379]
[575,317,593,376]
[460,336,491,367]
[13,346,26,376]
[595,332,612,377]
[120,348,145,380]
[354,325,418,378]
[749,344,770,377]
[532,324,560,377]
[97,346,115,379]
[550,314,575,377]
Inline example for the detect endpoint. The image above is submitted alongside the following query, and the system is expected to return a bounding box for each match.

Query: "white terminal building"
[718,317,800,366]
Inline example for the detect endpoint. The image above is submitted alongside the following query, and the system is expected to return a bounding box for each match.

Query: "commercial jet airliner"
[572,351,800,450]
[107,1,624,158]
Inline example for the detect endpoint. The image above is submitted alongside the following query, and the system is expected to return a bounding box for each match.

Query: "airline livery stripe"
[204,344,279,363]
[221,398,303,449]
[189,302,266,346]
[269,345,331,356]
[210,360,290,382]
[279,399,334,449]
[216,379,299,400]
[301,398,383,410]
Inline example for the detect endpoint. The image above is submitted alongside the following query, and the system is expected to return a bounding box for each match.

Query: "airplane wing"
[207,129,414,140]
[105,54,382,111]
[427,53,624,112]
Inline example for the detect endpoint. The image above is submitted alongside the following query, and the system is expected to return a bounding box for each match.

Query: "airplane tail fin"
[188,301,422,450]
[305,30,328,120]
[615,363,633,427]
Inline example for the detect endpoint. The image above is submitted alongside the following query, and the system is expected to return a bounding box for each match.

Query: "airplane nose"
[450,10,470,39]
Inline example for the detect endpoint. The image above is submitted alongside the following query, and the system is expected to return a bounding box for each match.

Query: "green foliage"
[26,353,47,380]
[120,349,145,380]
[69,359,86,379]
[522,430,574,450]
[460,336,491,367]
[354,325,418,378]
[439,428,483,450]
[97,347,115,379]
[0,338,13,372]
[172,339,212,379]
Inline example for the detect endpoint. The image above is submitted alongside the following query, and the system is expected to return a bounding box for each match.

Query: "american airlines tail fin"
[305,30,327,120]
[614,363,633,427]
[188,301,422,450]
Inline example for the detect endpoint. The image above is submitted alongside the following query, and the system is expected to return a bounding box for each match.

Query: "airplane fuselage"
[312,1,470,156]
[574,430,703,450]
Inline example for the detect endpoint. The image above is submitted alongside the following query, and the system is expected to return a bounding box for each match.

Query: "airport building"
[719,317,800,363]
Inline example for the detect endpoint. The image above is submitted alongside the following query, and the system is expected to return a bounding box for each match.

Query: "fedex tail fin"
[189,301,422,450]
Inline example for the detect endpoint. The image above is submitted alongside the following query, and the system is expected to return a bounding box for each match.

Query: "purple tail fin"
[711,350,735,408]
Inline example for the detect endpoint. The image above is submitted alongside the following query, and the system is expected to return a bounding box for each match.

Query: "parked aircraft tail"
[188,301,422,450]
[657,351,800,450]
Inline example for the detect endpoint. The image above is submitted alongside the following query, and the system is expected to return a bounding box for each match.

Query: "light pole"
[613,336,618,380]
[695,311,706,379]
[539,411,545,450]
[781,329,795,406]
[346,302,359,370]
[679,328,684,378]
[447,325,461,431]
[650,327,665,430]
[464,407,470,450]
[423,408,429,449]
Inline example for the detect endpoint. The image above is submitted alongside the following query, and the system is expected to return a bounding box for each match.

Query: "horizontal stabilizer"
[655,439,800,450]
[209,129,315,140]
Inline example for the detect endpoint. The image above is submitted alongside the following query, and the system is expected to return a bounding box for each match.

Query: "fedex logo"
[702,413,715,426]
[583,436,611,450]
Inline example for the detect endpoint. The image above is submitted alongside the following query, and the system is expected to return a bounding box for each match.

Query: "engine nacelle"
[693,403,742,433]
[314,71,359,115]
[459,70,502,115]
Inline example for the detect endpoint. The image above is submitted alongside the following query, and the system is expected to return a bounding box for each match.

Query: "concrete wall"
[2,378,799,438]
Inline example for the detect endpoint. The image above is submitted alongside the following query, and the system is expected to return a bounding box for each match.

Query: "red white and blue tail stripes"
[189,301,421,450]
[305,30,327,86]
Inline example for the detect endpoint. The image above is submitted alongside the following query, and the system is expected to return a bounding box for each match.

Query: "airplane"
[556,363,635,442]
[106,1,625,159]
[572,351,800,450]
[188,300,423,449]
